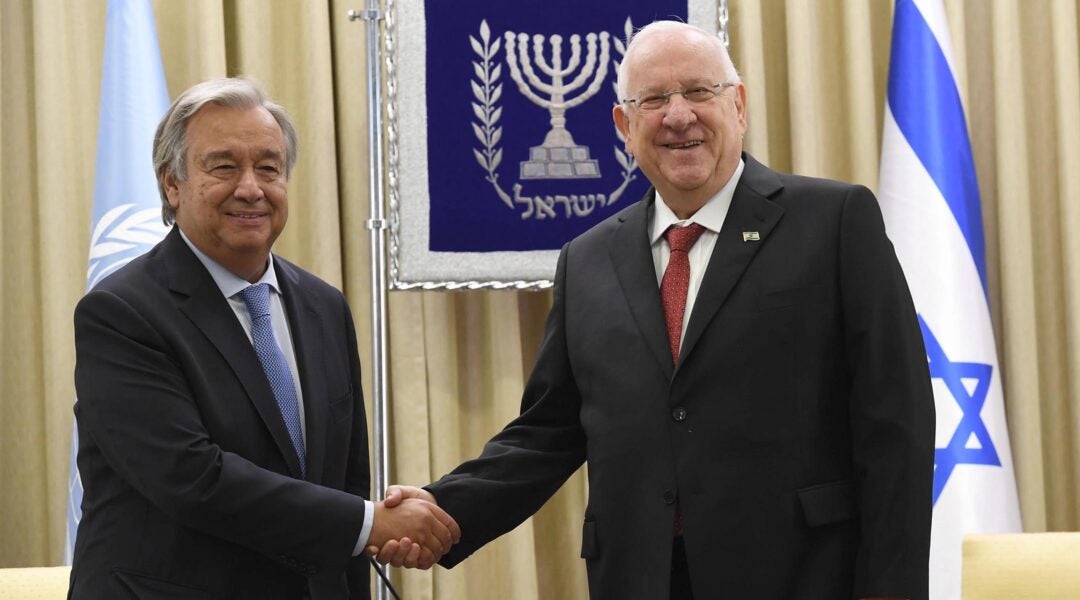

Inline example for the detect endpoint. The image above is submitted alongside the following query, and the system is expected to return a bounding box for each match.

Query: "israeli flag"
[878,0,1022,597]
[65,0,170,563]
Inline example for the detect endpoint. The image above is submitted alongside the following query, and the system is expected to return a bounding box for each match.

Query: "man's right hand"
[366,485,459,569]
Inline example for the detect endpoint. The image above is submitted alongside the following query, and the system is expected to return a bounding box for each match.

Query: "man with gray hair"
[376,20,933,599]
[69,77,458,599]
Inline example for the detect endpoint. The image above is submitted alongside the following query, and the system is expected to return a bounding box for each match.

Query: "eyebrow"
[200,149,284,164]
[255,149,285,163]
[199,150,232,162]
[637,78,715,94]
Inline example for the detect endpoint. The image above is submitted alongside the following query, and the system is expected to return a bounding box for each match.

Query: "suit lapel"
[275,258,329,484]
[163,229,305,479]
[610,191,675,380]
[678,156,785,370]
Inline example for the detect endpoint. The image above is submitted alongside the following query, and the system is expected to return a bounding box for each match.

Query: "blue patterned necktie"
[238,283,306,477]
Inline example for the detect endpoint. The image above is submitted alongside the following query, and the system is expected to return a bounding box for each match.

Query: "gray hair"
[616,21,740,103]
[153,77,299,225]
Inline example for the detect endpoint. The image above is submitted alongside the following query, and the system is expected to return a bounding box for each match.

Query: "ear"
[612,105,633,153]
[733,82,748,133]
[163,170,182,210]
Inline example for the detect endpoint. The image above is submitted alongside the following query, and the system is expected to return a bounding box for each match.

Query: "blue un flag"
[65,0,170,563]
[877,0,1022,598]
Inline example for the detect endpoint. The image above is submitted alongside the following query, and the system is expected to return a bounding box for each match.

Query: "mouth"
[664,140,702,149]
[227,212,269,223]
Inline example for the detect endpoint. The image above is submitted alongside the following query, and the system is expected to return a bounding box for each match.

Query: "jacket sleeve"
[428,243,588,567]
[342,297,372,598]
[838,185,935,599]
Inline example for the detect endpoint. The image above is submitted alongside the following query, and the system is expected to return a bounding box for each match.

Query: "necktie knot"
[664,223,706,253]
[239,283,271,319]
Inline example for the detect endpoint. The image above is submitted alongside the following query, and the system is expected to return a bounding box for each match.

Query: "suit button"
[663,490,676,504]
[672,407,687,422]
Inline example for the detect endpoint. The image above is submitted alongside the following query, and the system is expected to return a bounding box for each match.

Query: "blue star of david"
[919,315,1000,505]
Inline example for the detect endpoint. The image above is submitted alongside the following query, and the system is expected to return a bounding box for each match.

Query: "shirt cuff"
[352,499,375,556]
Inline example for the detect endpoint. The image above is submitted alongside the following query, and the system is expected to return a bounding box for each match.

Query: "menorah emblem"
[504,30,611,180]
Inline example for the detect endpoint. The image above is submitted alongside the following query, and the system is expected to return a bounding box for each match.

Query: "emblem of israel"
[470,19,640,220]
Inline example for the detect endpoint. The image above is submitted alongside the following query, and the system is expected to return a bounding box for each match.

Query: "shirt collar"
[650,158,746,245]
[177,228,281,299]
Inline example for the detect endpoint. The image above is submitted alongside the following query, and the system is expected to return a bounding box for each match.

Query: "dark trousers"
[671,536,693,599]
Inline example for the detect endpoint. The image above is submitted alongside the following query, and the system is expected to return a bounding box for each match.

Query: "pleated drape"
[2,2,1077,599]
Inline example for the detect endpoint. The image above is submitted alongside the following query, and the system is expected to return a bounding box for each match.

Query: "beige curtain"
[1,1,1077,598]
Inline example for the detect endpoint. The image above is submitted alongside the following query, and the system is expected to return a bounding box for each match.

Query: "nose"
[662,95,697,130]
[234,167,265,202]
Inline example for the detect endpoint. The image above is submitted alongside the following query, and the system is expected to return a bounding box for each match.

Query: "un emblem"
[86,203,168,289]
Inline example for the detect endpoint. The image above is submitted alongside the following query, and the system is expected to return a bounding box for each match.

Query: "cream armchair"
[0,566,70,599]
[963,532,1080,598]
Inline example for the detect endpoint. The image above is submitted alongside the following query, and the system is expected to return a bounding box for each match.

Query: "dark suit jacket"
[69,228,371,600]
[428,155,935,599]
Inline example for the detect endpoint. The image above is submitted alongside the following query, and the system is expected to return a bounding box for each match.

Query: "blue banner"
[423,0,685,252]
[66,0,170,562]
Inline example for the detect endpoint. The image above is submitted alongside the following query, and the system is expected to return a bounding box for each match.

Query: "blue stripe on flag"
[887,0,987,292]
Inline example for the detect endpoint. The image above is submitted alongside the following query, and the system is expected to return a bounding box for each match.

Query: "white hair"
[616,20,740,103]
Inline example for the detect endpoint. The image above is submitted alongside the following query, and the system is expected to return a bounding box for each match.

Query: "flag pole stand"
[348,3,392,599]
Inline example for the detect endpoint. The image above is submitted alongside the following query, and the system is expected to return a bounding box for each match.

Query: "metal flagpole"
[718,0,729,47]
[348,2,391,598]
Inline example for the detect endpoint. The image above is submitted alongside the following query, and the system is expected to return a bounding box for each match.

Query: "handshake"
[365,485,461,569]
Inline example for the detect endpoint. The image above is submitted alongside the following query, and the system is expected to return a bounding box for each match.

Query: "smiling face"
[613,28,747,218]
[165,103,288,282]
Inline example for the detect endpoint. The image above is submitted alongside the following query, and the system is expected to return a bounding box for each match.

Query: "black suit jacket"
[69,228,371,600]
[428,155,935,599]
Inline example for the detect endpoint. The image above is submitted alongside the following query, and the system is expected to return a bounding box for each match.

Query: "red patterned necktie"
[661,223,705,537]
[661,223,706,365]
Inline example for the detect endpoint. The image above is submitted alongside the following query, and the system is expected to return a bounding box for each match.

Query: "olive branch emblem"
[470,20,512,207]
[611,17,639,181]
[86,204,168,289]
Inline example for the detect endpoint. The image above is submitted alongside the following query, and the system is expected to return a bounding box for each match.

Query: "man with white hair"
[379,21,933,599]
[70,77,458,599]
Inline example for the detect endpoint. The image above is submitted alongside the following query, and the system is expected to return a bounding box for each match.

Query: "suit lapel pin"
[742,231,760,242]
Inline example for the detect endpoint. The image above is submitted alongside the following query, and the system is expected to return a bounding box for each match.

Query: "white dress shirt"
[650,159,745,351]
